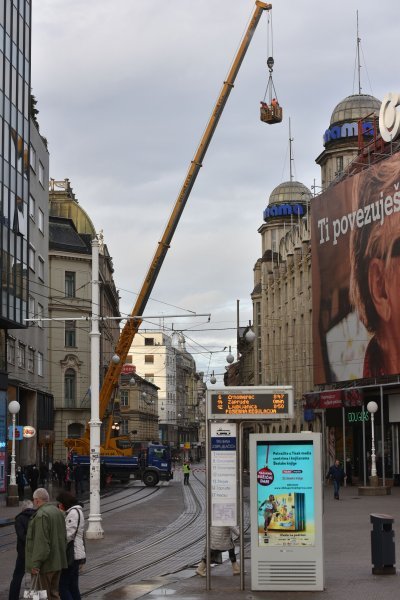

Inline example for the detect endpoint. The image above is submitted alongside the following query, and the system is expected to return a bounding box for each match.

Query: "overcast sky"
[31,0,399,383]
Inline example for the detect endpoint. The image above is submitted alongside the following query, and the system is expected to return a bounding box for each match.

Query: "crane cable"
[263,9,278,104]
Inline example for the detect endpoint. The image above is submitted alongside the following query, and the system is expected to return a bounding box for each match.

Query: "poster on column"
[256,439,315,547]
[210,422,237,526]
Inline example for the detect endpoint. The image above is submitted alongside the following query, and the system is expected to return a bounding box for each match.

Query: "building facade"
[7,108,52,468]
[250,91,400,482]
[128,330,200,454]
[48,179,120,460]
[0,0,33,493]
[116,371,159,443]
[251,180,313,431]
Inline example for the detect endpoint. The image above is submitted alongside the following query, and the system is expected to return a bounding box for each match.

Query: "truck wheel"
[143,471,159,487]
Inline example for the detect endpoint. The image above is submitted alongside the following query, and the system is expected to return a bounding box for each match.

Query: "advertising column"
[250,433,324,591]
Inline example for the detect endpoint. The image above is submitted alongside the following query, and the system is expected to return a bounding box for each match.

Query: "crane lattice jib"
[84,0,272,443]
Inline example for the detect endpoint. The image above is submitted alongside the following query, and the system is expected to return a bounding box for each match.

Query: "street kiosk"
[250,433,324,591]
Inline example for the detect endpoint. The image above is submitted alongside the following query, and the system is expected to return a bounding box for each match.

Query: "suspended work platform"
[260,101,283,124]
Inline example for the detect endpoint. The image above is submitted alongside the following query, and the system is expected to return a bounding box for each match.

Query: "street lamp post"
[7,400,20,506]
[367,401,379,487]
[86,235,104,539]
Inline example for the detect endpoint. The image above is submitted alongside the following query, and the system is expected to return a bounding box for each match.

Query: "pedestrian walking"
[8,500,36,600]
[56,491,86,600]
[29,464,39,496]
[73,464,84,497]
[25,487,68,600]
[39,462,49,486]
[16,466,27,501]
[326,459,346,500]
[182,461,191,485]
[196,526,240,576]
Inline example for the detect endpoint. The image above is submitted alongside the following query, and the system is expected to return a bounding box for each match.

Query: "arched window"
[65,368,76,408]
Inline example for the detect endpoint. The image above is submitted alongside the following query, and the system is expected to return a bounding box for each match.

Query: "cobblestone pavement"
[1,470,400,599]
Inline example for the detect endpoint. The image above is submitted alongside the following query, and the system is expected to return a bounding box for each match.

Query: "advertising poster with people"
[311,152,400,385]
[256,440,315,547]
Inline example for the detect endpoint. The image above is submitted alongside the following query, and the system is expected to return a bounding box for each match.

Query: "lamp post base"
[7,484,19,507]
[369,475,379,487]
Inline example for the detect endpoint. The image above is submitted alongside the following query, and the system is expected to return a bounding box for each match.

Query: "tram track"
[81,471,206,597]
[0,481,161,553]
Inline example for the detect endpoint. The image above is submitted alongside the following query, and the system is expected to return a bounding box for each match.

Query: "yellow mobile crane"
[66,1,274,457]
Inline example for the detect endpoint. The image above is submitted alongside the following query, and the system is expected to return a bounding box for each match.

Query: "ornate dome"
[268,180,312,204]
[330,93,381,125]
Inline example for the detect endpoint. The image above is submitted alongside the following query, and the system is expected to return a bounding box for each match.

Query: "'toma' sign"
[263,203,305,222]
[323,120,375,145]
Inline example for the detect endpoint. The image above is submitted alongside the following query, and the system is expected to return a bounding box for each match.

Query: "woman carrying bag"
[56,491,86,600]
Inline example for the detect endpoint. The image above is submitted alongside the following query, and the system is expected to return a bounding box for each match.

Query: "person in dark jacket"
[326,459,346,500]
[16,466,26,501]
[29,464,40,496]
[8,500,36,600]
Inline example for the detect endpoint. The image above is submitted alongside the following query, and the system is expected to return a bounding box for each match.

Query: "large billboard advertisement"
[256,439,315,547]
[311,152,400,385]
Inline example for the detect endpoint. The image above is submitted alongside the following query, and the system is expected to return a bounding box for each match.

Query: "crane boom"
[68,1,272,453]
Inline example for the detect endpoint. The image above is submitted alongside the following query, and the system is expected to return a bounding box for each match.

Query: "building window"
[37,352,43,377]
[38,256,44,281]
[28,296,35,318]
[37,303,44,327]
[65,271,76,298]
[65,320,76,347]
[145,373,155,384]
[120,419,129,435]
[30,144,36,172]
[38,160,45,187]
[29,194,35,219]
[145,338,154,346]
[144,355,154,364]
[65,368,76,408]
[7,338,15,364]
[28,348,34,373]
[38,208,44,233]
[29,245,35,271]
[120,389,129,407]
[17,343,26,369]
[336,155,344,176]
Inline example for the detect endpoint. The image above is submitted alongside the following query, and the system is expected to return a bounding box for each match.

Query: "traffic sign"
[207,386,293,420]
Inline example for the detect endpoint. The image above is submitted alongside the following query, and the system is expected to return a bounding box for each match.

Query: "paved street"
[1,468,400,599]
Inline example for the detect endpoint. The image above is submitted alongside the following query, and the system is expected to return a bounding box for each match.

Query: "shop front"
[304,386,400,486]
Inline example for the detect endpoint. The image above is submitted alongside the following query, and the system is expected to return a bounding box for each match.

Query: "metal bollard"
[370,513,396,575]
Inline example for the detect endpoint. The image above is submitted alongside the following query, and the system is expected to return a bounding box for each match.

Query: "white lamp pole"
[7,400,20,506]
[86,235,104,539]
[367,401,378,483]
[8,400,20,486]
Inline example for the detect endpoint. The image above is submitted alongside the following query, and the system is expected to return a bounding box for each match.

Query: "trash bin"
[370,513,396,574]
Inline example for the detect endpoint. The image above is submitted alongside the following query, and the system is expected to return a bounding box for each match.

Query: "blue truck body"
[72,443,173,487]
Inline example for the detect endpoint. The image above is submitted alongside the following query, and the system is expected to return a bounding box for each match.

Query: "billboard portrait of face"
[312,152,400,384]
